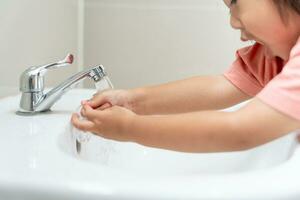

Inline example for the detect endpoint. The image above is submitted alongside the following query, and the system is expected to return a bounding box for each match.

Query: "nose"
[230,15,242,30]
[230,15,249,41]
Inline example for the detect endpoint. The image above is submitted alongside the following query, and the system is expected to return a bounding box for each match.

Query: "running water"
[70,75,114,155]
[95,75,114,92]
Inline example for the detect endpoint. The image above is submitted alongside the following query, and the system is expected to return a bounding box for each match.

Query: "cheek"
[241,1,285,40]
[241,13,287,44]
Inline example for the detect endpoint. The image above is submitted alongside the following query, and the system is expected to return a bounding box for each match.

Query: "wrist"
[124,113,142,142]
[128,88,148,114]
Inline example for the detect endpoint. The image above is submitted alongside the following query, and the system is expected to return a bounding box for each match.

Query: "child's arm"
[130,98,300,152]
[131,75,250,114]
[72,98,300,152]
[89,75,250,115]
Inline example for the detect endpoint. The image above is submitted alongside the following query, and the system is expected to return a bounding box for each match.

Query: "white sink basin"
[1,89,300,200]
[61,123,296,176]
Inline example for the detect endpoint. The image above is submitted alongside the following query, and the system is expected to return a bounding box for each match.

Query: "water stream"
[70,75,114,155]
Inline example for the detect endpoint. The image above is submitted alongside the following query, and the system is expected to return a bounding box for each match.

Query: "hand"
[83,89,136,111]
[71,103,137,142]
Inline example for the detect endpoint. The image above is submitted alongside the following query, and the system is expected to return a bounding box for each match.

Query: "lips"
[240,37,249,42]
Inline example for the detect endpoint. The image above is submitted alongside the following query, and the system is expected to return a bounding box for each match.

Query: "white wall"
[0,0,79,98]
[83,0,248,89]
[0,0,249,97]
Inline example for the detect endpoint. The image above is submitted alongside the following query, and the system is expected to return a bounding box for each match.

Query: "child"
[71,0,300,153]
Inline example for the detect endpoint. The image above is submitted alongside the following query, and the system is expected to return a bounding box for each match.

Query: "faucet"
[18,53,107,114]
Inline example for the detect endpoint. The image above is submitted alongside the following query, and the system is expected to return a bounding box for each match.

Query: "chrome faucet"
[18,53,107,114]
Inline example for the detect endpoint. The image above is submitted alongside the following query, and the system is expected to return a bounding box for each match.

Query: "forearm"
[76,98,300,153]
[130,75,249,115]
[129,111,249,153]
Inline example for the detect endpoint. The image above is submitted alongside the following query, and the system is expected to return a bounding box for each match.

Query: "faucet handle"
[20,53,74,93]
[24,53,74,75]
[36,53,74,72]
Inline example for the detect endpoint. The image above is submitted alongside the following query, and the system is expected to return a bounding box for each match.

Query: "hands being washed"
[71,89,137,141]
[86,89,136,111]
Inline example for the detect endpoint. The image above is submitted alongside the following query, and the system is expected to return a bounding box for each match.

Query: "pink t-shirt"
[224,36,300,121]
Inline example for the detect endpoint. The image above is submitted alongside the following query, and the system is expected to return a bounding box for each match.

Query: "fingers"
[98,102,112,110]
[81,104,103,121]
[87,92,108,108]
[81,100,111,117]
[71,113,95,132]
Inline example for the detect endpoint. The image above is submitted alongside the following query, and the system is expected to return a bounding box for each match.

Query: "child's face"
[224,0,300,60]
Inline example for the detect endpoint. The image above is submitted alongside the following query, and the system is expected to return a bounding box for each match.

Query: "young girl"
[71,0,300,153]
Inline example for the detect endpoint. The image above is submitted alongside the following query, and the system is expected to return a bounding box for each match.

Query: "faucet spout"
[34,65,106,112]
[18,54,107,114]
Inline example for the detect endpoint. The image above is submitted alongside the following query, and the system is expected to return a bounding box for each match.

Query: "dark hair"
[273,0,300,15]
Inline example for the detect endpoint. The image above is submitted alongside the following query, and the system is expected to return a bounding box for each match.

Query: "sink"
[1,89,300,200]
[61,122,296,176]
